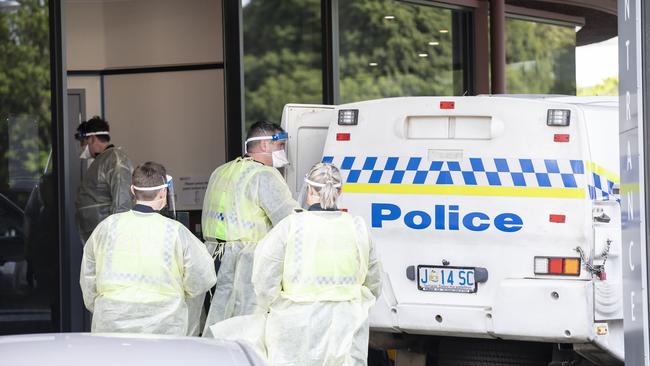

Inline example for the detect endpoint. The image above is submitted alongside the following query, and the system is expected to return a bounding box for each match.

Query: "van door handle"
[594,212,611,223]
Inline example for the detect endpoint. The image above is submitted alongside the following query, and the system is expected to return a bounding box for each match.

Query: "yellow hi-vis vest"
[282,212,370,302]
[202,157,275,242]
[96,211,183,303]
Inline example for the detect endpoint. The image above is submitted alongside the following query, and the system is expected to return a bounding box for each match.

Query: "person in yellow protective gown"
[80,162,216,335]
[252,162,383,365]
[202,121,299,337]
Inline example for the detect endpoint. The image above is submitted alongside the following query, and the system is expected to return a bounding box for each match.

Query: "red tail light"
[548,258,564,274]
[534,257,581,276]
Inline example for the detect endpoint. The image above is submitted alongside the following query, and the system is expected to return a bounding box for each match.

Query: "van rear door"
[319,96,594,339]
[280,104,335,199]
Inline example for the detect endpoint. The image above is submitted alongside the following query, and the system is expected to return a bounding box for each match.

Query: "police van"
[281,96,623,365]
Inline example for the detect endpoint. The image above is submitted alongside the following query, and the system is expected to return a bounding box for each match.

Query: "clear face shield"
[296,180,310,209]
[244,132,289,168]
[163,175,176,220]
[74,131,110,160]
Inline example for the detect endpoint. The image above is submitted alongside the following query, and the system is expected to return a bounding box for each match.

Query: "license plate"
[417,265,477,293]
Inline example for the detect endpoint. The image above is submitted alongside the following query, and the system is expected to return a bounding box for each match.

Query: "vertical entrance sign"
[619,0,650,365]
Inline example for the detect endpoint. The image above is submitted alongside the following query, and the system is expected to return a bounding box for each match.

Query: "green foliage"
[577,76,618,96]
[242,1,578,130]
[0,0,51,190]
[505,18,576,94]
[338,1,457,102]
[243,0,322,129]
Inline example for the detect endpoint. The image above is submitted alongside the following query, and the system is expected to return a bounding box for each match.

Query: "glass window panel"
[242,0,323,130]
[338,1,468,103]
[0,0,59,334]
[506,18,576,94]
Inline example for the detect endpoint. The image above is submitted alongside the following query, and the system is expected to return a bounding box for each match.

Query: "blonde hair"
[306,163,343,209]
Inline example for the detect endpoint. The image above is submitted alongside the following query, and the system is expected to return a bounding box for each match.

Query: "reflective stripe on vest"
[282,212,370,302]
[97,212,182,303]
[203,158,273,242]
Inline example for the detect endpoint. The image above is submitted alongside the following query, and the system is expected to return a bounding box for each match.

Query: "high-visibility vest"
[282,212,370,302]
[95,212,183,303]
[202,158,276,242]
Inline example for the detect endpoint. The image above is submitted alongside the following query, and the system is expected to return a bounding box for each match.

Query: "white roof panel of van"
[542,96,618,107]
[480,94,618,107]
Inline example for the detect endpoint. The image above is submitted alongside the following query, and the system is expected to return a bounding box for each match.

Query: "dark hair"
[245,120,284,152]
[75,116,111,143]
[132,162,167,201]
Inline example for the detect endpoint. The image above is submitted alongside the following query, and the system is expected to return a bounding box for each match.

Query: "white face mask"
[272,149,289,168]
[79,144,92,159]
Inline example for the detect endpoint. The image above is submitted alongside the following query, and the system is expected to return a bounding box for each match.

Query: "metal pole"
[489,0,506,94]
[322,0,340,105]
[49,0,71,332]
[223,0,244,159]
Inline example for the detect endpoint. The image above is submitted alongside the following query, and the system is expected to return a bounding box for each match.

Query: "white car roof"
[0,333,265,366]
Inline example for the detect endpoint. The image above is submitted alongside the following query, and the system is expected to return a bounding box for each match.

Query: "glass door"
[0,0,60,335]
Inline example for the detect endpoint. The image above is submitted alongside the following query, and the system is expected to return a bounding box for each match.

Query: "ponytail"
[305,163,342,209]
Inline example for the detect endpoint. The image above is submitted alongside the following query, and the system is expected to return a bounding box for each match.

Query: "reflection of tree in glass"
[0,0,51,193]
[242,1,577,130]
[243,0,322,129]
[7,114,42,190]
[506,19,576,95]
[242,0,460,129]
[338,1,456,103]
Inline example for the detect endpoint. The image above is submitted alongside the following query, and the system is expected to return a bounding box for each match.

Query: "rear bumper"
[371,279,594,343]
[491,279,593,343]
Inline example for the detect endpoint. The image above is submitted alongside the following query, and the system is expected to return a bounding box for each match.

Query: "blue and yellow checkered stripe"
[322,156,618,200]
[586,161,619,201]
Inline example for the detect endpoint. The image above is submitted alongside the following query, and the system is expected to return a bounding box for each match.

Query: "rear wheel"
[437,338,552,366]
[368,334,599,366]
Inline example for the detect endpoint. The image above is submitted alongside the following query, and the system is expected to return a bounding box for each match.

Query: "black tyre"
[437,338,552,366]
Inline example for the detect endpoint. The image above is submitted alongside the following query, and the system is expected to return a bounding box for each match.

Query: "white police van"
[281,96,622,366]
